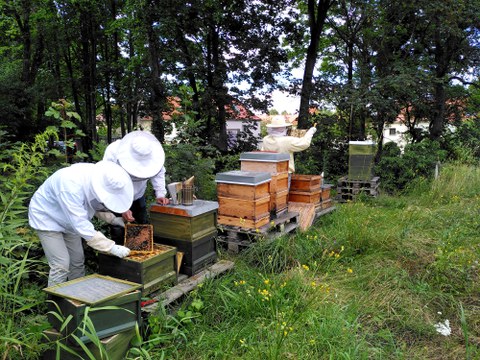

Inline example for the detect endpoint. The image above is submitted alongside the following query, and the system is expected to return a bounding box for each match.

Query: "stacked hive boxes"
[215,170,272,229]
[43,274,142,359]
[149,200,219,276]
[320,184,333,209]
[239,152,290,217]
[289,174,323,211]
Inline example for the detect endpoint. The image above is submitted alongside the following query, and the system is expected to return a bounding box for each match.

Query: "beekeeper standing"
[261,115,317,185]
[28,161,134,286]
[103,131,167,242]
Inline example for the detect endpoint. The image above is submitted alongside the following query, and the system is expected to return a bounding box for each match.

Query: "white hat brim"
[91,161,134,213]
[266,122,292,128]
[116,131,165,179]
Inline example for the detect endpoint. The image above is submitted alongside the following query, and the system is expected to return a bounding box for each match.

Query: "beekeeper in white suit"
[28,160,133,286]
[103,131,167,242]
[261,116,317,183]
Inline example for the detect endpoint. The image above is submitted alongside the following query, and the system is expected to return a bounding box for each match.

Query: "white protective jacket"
[261,127,317,173]
[103,140,167,200]
[28,163,107,243]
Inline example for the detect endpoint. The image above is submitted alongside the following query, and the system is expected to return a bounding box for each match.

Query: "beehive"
[44,275,142,343]
[290,174,322,192]
[348,140,376,181]
[239,151,289,174]
[98,244,177,296]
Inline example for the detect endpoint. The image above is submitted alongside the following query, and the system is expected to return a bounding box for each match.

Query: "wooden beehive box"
[124,224,154,253]
[270,189,289,215]
[98,244,177,296]
[288,189,321,204]
[42,327,136,360]
[239,152,290,174]
[321,184,332,201]
[158,233,217,276]
[216,170,271,200]
[150,200,218,242]
[270,172,289,193]
[44,275,142,343]
[290,174,322,192]
[217,214,270,229]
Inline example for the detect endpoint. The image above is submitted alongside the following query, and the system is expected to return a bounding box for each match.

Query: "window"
[389,128,396,136]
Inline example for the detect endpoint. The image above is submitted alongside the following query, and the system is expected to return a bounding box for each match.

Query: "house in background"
[226,100,262,148]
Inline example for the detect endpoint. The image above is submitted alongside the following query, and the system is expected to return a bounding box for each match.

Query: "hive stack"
[149,200,219,276]
[215,170,271,229]
[320,184,333,209]
[240,152,290,217]
[43,274,142,360]
[289,174,323,211]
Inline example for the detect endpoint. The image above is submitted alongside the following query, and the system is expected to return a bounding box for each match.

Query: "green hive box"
[348,141,376,181]
[44,274,142,344]
[97,244,178,296]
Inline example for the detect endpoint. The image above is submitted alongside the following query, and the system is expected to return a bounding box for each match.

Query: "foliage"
[0,128,58,359]
[375,139,448,193]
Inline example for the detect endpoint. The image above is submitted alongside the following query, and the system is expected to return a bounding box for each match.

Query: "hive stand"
[216,211,300,253]
[336,176,380,202]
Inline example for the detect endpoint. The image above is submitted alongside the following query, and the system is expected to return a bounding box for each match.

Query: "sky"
[270,90,300,115]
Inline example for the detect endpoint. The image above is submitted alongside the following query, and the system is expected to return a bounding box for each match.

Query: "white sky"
[270,90,300,115]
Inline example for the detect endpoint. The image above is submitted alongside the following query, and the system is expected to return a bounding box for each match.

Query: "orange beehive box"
[270,189,289,214]
[288,189,321,204]
[270,172,289,193]
[217,195,270,220]
[321,184,332,201]
[290,174,322,192]
[240,152,290,174]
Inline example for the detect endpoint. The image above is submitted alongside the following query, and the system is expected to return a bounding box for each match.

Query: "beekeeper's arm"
[58,191,130,258]
[95,211,125,227]
[150,166,170,205]
[285,127,317,152]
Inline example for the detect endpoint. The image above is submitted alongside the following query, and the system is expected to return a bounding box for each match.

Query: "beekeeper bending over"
[103,131,167,242]
[261,116,317,184]
[28,161,134,286]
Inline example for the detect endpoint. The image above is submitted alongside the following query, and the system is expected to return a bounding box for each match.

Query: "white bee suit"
[28,162,133,286]
[261,127,317,173]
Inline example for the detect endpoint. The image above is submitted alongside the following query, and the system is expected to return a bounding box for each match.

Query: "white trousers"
[37,230,85,286]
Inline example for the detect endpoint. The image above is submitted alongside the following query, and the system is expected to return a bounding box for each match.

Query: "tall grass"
[0,129,58,359]
[141,163,480,359]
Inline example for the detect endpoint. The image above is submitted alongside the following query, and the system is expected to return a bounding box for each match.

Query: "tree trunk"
[298,0,333,129]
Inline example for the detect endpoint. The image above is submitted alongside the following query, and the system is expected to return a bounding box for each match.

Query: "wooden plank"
[287,202,316,231]
[142,260,235,312]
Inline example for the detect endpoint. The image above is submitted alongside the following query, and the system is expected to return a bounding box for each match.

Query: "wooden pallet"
[217,211,300,253]
[336,176,380,202]
[141,260,235,313]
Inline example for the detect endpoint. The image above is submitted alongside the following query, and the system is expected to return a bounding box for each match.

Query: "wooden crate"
[42,327,135,360]
[290,174,322,192]
[98,244,177,296]
[218,214,270,229]
[218,195,270,220]
[216,181,270,200]
[288,189,321,204]
[150,200,218,242]
[321,184,332,201]
[156,233,217,276]
[45,275,142,343]
[270,172,289,193]
[240,151,290,174]
[270,189,288,214]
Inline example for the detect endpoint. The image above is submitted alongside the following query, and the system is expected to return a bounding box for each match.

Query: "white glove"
[109,245,130,258]
[306,127,317,137]
[87,231,115,252]
[111,217,125,228]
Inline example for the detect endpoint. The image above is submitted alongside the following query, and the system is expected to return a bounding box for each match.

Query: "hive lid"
[240,151,290,162]
[215,170,271,185]
[43,274,141,305]
[150,200,219,217]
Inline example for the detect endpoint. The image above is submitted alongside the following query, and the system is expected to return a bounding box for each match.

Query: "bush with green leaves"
[375,139,448,193]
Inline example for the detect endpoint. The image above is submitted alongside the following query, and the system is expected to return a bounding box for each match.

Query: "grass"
[139,163,480,359]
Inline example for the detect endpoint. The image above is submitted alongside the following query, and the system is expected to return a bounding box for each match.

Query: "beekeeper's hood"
[88,161,134,213]
[116,131,165,179]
